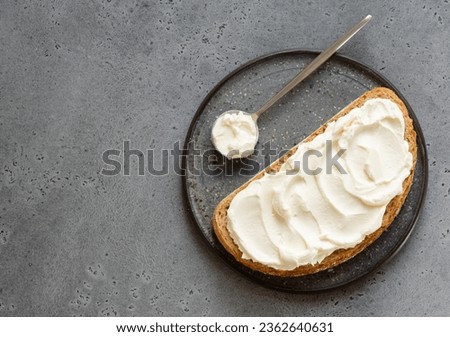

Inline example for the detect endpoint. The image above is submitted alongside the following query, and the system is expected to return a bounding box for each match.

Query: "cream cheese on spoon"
[211,110,258,159]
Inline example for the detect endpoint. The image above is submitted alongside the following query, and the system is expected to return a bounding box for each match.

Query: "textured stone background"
[0,0,449,316]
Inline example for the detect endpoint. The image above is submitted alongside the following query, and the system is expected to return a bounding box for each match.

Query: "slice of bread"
[212,87,417,277]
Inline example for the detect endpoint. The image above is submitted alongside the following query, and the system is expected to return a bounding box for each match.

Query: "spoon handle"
[253,14,372,120]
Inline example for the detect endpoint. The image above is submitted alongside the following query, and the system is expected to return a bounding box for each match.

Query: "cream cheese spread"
[211,110,258,159]
[227,98,413,270]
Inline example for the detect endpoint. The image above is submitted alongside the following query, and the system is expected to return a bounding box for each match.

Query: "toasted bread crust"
[212,87,417,277]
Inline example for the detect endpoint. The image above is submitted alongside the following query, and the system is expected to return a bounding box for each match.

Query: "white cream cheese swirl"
[211,110,258,159]
[227,98,413,270]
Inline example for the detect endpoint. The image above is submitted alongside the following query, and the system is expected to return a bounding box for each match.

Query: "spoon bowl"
[211,110,259,159]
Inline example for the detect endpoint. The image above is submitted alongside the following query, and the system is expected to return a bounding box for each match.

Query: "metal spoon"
[211,15,372,159]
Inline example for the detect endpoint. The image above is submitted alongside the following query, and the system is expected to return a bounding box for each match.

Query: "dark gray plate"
[182,50,428,292]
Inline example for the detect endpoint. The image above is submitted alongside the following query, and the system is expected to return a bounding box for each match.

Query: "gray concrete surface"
[0,0,449,316]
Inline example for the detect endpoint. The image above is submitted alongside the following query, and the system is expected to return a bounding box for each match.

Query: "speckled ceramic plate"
[181,50,428,292]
